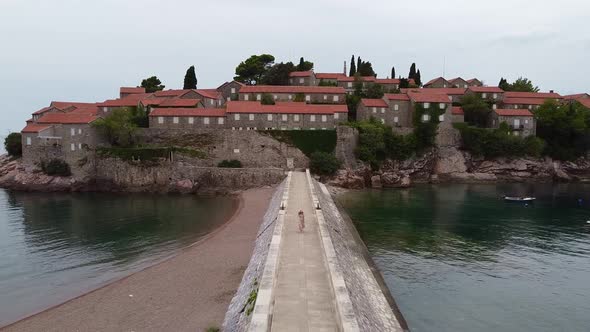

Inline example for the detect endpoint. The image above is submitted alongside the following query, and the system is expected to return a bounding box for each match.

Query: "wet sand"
[2,186,275,332]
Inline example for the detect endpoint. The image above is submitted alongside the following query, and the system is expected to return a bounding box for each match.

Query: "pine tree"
[183,66,197,89]
[415,70,422,86]
[357,57,362,75]
[391,66,395,79]
[298,57,304,69]
[349,55,356,76]
[409,63,416,80]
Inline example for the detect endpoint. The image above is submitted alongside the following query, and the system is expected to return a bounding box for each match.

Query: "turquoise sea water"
[0,189,237,326]
[338,183,590,332]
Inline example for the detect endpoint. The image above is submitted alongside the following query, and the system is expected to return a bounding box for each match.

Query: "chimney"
[343,61,347,75]
[549,90,554,93]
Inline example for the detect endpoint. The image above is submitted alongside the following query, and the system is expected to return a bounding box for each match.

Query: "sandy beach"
[2,186,275,332]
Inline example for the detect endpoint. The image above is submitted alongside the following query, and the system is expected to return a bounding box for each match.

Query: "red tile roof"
[21,123,52,133]
[225,101,347,114]
[195,89,222,100]
[424,77,449,86]
[504,91,561,99]
[375,78,402,84]
[159,98,201,107]
[384,93,410,101]
[50,101,98,109]
[468,86,504,93]
[494,109,533,116]
[408,92,452,103]
[467,78,481,84]
[120,87,145,94]
[337,76,376,82]
[33,106,58,115]
[36,113,98,124]
[502,97,547,106]
[289,71,314,77]
[315,73,347,80]
[140,98,167,106]
[154,89,186,97]
[239,85,346,94]
[451,107,464,115]
[447,77,467,84]
[404,88,466,95]
[563,93,590,100]
[577,99,590,109]
[149,108,226,117]
[360,99,388,107]
[97,98,140,107]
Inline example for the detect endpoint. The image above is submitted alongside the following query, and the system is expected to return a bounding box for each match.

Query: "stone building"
[149,108,226,129]
[447,77,470,88]
[217,81,244,101]
[501,91,562,110]
[451,107,464,123]
[288,71,316,86]
[225,101,347,130]
[423,77,450,88]
[238,86,346,104]
[491,109,536,137]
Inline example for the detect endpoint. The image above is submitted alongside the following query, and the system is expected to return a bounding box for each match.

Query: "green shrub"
[262,130,337,156]
[40,159,71,176]
[261,93,275,105]
[218,159,243,168]
[4,132,22,157]
[309,152,341,175]
[454,123,545,158]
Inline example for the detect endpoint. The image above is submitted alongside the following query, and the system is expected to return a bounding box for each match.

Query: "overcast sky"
[1,0,589,137]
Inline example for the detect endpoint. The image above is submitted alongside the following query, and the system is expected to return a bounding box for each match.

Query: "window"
[273,95,277,100]
[218,118,224,125]
[482,93,487,98]
[244,94,249,101]
[525,119,529,124]
[372,107,377,113]
[515,105,518,109]
[493,104,497,110]
[249,114,254,121]
[26,137,31,145]
[173,117,179,124]
[381,108,385,114]
[310,115,316,122]
[394,104,399,111]
[464,84,468,88]
[103,107,108,113]
[78,128,82,134]
[514,131,519,136]
[299,78,304,84]
[514,119,520,126]
[282,114,287,121]
[439,103,445,109]
[439,114,445,122]
[321,115,327,122]
[334,113,339,119]
[294,114,300,122]
[210,99,215,105]
[305,95,311,102]
[158,116,164,124]
[70,128,76,136]
[424,102,430,108]
[443,84,447,88]
[528,105,532,110]
[333,95,339,102]
[234,114,240,120]
[78,143,82,150]
[380,119,385,124]
[394,116,399,123]
[323,95,327,100]
[267,114,273,121]
[188,117,194,124]
[70,143,75,151]
[422,114,430,122]
[288,95,292,100]
[493,93,497,99]
[231,87,236,93]
[233,149,240,153]
[256,94,261,101]
[347,82,352,87]
[204,117,210,125]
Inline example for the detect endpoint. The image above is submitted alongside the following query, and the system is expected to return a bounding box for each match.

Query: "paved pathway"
[270,171,338,331]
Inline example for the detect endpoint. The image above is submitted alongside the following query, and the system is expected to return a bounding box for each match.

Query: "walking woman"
[298,210,305,233]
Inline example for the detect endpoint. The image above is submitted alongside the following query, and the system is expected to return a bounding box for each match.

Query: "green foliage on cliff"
[4,132,22,157]
[262,130,337,156]
[92,108,138,147]
[309,151,341,175]
[454,123,545,158]
[40,159,71,176]
[460,93,492,127]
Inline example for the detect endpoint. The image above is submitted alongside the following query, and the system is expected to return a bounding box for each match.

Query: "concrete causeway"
[270,171,339,331]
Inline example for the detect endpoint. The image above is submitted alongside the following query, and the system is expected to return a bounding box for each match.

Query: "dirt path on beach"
[2,187,275,332]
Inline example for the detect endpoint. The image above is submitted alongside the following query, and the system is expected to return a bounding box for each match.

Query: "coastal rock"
[435,147,467,175]
[328,169,366,189]
[381,172,411,188]
[370,175,382,189]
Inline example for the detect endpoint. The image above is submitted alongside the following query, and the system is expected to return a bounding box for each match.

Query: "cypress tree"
[357,57,362,75]
[415,69,422,86]
[391,66,395,79]
[409,63,416,80]
[349,55,356,76]
[183,65,197,89]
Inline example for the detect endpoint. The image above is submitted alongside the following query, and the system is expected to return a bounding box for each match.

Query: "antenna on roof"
[343,61,347,75]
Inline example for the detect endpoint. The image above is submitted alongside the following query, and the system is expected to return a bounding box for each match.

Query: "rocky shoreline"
[327,146,590,189]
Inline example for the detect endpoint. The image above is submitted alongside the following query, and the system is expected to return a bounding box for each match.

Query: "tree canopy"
[183,65,197,89]
[460,93,492,127]
[498,77,539,92]
[234,54,276,85]
[296,57,313,71]
[391,66,395,79]
[140,76,165,93]
[260,61,296,85]
[92,108,138,147]
[349,55,356,77]
[4,132,22,157]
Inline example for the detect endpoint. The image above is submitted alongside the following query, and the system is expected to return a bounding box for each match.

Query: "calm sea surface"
[338,183,590,332]
[0,189,237,326]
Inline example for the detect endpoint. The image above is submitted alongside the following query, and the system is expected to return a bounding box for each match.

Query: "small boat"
[504,196,536,202]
